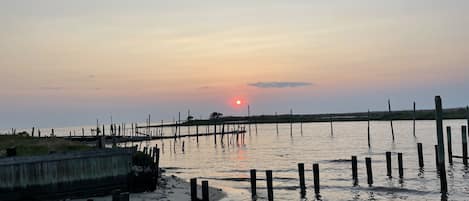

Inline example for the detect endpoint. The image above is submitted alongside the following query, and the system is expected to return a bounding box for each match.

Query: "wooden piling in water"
[31,127,35,137]
[447,127,453,165]
[266,170,273,201]
[388,99,395,141]
[275,112,279,135]
[313,163,320,195]
[190,178,197,201]
[398,153,403,178]
[250,169,256,199]
[435,96,448,193]
[352,156,358,185]
[298,163,306,197]
[365,157,373,186]
[202,180,209,201]
[386,152,392,178]
[462,126,467,166]
[417,143,424,168]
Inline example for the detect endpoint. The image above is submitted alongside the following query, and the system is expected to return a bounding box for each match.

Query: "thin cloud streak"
[248,82,313,88]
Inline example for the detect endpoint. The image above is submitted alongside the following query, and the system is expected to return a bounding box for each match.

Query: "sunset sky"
[1,0,469,128]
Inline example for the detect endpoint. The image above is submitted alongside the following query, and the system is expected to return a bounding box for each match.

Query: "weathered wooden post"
[386,152,392,178]
[434,96,447,193]
[248,104,251,135]
[82,128,85,136]
[298,163,306,197]
[417,143,424,168]
[31,127,35,137]
[462,126,468,166]
[352,156,358,185]
[398,153,403,178]
[155,148,160,184]
[266,170,273,201]
[365,157,373,186]
[190,178,197,201]
[313,163,320,195]
[447,127,453,165]
[388,99,395,141]
[202,180,209,201]
[38,129,41,138]
[196,124,199,143]
[330,115,333,136]
[250,169,257,199]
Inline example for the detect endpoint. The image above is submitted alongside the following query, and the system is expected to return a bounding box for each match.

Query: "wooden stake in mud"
[417,143,424,168]
[250,169,257,199]
[398,152,404,178]
[190,178,197,201]
[447,127,453,165]
[352,156,358,185]
[462,126,468,166]
[365,157,373,186]
[313,163,320,195]
[435,96,447,194]
[388,99,395,141]
[386,152,392,178]
[298,163,306,197]
[266,170,273,201]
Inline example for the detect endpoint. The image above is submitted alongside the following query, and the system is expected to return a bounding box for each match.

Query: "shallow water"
[5,120,469,200]
[152,120,469,200]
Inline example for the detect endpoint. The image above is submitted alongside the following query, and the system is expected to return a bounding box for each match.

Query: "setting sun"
[236,100,242,105]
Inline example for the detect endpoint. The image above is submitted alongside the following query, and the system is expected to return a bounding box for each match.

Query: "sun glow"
[236,100,242,105]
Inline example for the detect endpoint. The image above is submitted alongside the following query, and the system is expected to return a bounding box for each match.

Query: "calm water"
[153,120,469,201]
[4,120,469,200]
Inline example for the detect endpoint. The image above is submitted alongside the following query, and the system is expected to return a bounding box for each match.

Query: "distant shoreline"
[145,107,469,128]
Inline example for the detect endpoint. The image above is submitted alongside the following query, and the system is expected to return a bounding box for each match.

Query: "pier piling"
[352,156,358,185]
[386,152,392,178]
[398,153,404,178]
[447,127,453,165]
[202,180,209,201]
[250,169,257,199]
[190,178,197,201]
[298,163,306,197]
[365,157,373,186]
[266,170,273,201]
[435,96,448,193]
[462,126,468,166]
[417,143,424,168]
[313,163,320,195]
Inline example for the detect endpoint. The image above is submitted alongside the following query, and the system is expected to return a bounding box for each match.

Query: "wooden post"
[82,128,85,136]
[365,157,373,186]
[275,112,279,135]
[386,152,392,178]
[31,127,35,137]
[447,126,453,165]
[250,169,256,199]
[330,115,333,136]
[190,178,197,201]
[266,170,273,201]
[196,124,199,143]
[398,153,404,178]
[313,163,320,195]
[435,96,447,193]
[352,156,358,185]
[462,126,468,166]
[155,148,160,184]
[202,180,209,201]
[367,110,371,148]
[413,101,416,137]
[248,105,251,135]
[417,143,424,168]
[388,99,395,141]
[298,163,306,197]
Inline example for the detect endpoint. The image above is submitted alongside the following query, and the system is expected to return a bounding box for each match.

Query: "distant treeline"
[173,107,469,127]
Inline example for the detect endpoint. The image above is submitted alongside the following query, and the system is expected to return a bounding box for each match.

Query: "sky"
[1,0,469,128]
